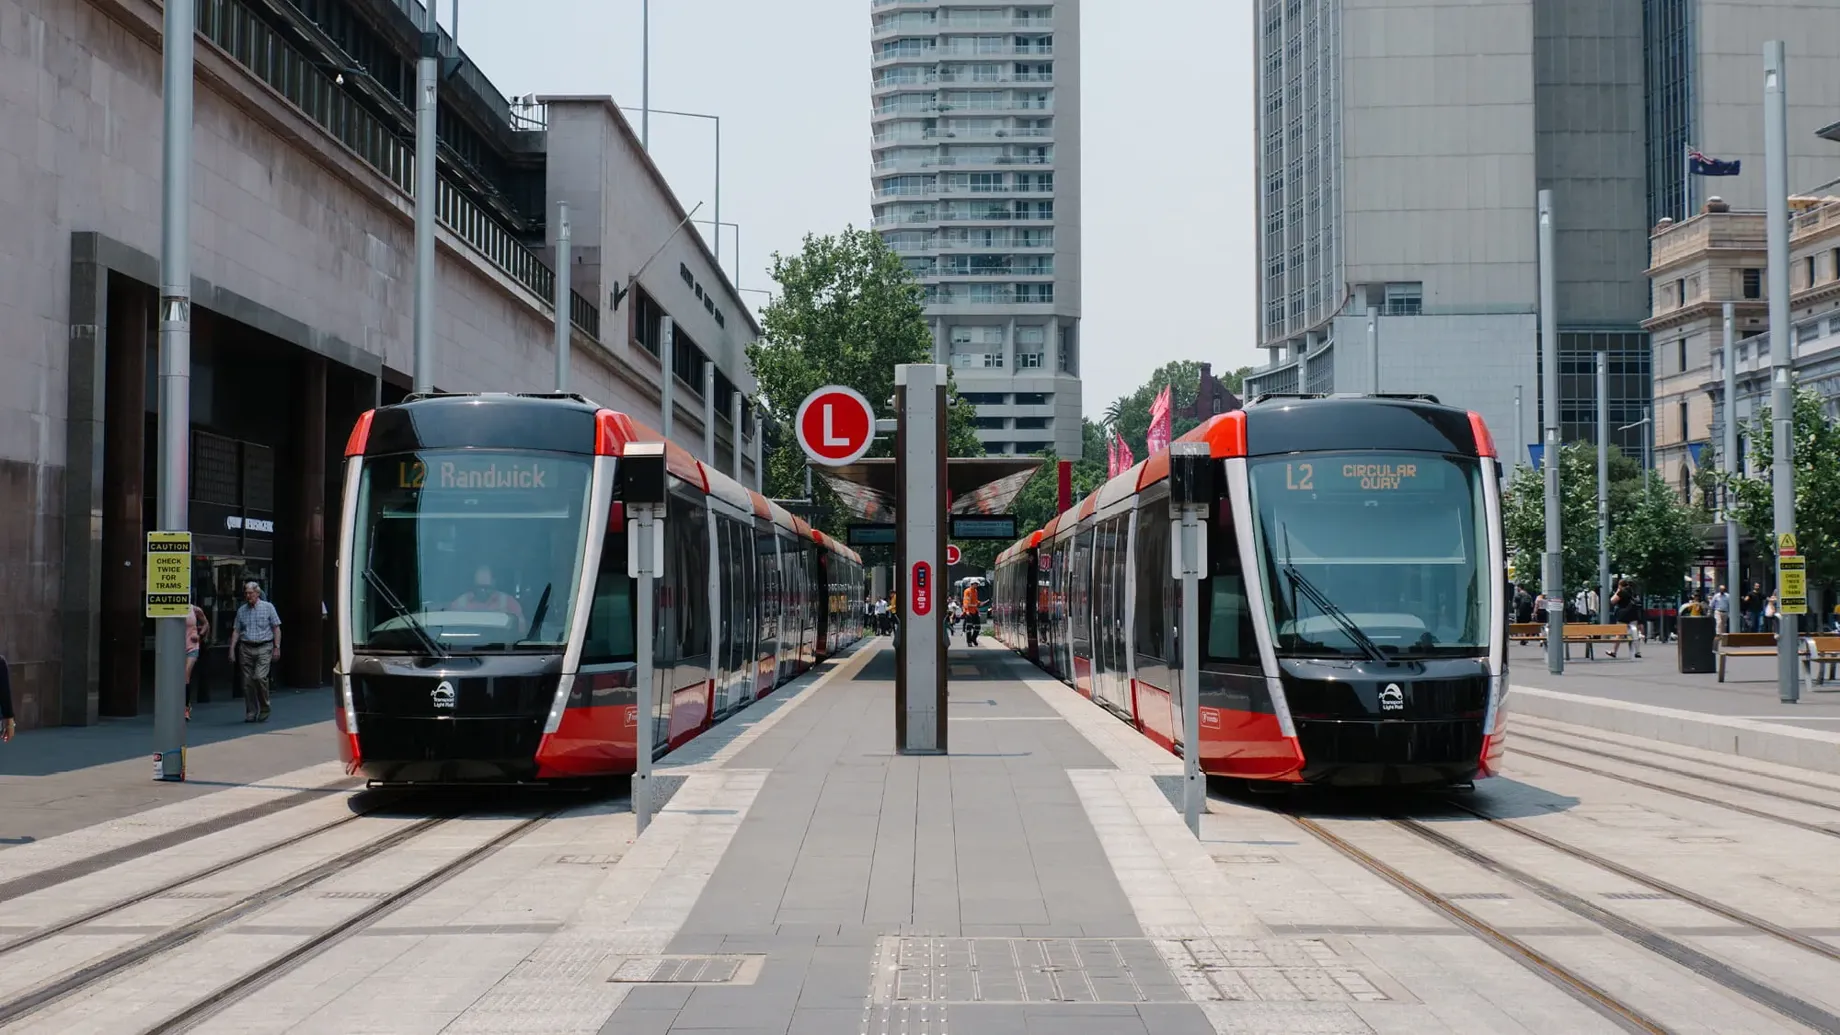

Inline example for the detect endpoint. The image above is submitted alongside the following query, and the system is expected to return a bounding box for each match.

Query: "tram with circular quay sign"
[991,394,1509,788]
[333,392,866,784]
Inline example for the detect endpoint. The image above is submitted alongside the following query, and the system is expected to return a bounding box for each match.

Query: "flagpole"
[1683,142,1692,221]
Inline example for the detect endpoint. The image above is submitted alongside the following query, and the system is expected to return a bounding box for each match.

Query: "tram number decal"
[397,460,427,489]
[1284,463,1313,491]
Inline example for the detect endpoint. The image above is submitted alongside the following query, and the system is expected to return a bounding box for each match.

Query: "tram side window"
[1205,500,1258,664]
[668,491,711,661]
[1134,506,1169,662]
[580,527,635,665]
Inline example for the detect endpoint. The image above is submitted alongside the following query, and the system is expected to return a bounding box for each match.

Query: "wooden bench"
[1803,635,1840,685]
[1509,622,1546,645]
[1561,624,1635,660]
[1718,632,1779,682]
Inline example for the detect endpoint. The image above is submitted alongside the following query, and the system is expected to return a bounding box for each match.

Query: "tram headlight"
[542,673,576,734]
[337,672,358,731]
[1486,673,1509,734]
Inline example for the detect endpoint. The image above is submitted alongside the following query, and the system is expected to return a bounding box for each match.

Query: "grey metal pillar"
[1723,302,1740,597]
[730,391,744,481]
[1765,40,1799,702]
[640,0,649,151]
[703,360,716,461]
[713,118,721,271]
[752,403,764,490]
[894,364,947,754]
[631,502,661,832]
[1366,306,1379,393]
[154,0,196,781]
[660,316,675,440]
[1597,351,1610,617]
[1538,189,1563,674]
[553,200,571,392]
[412,31,438,393]
[1515,385,1524,468]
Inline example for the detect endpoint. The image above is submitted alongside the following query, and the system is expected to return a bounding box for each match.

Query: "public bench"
[1803,635,1840,685]
[1509,622,1545,645]
[1560,624,1636,660]
[1718,632,1779,682]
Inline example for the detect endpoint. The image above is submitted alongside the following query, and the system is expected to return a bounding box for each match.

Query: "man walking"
[229,581,282,723]
[1710,584,1730,635]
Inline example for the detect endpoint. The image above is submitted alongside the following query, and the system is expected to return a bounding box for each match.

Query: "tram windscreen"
[1247,453,1490,657]
[349,451,592,653]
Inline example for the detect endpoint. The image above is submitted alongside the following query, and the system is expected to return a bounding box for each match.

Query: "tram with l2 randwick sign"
[332,392,865,784]
[991,394,1509,787]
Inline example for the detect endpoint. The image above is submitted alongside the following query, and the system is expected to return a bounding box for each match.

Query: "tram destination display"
[949,515,1019,540]
[1279,456,1455,494]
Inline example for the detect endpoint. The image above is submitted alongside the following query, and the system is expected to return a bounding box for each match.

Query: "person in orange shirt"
[961,583,982,646]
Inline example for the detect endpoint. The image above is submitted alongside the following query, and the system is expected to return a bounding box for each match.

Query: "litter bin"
[1677,615,1716,674]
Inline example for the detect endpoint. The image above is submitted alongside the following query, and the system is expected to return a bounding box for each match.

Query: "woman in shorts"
[184,603,209,720]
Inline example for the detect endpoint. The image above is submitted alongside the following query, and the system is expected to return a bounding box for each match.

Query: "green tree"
[1502,443,1641,592]
[1609,477,1702,600]
[1719,388,1840,590]
[747,227,981,532]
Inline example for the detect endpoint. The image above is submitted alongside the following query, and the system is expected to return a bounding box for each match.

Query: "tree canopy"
[746,227,981,532]
[1504,441,1704,597]
[1719,388,1840,589]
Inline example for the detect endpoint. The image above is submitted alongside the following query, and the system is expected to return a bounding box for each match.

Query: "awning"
[817,457,1044,522]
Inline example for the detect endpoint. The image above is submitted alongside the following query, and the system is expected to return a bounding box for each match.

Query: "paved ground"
[8,638,1840,1033]
[0,686,338,847]
[1508,639,1840,729]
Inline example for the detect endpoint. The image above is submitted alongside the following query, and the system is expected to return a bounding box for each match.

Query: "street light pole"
[1723,302,1740,600]
[1367,306,1379,393]
[692,220,742,288]
[554,200,571,392]
[1597,350,1609,619]
[1538,189,1563,675]
[154,0,196,782]
[412,25,438,393]
[1764,40,1799,703]
[640,0,649,151]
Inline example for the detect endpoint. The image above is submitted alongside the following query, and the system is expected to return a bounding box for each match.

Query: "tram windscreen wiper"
[1280,524,1387,665]
[362,567,447,657]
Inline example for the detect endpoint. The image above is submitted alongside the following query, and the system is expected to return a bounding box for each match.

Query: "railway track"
[0,802,556,1033]
[1510,723,1840,798]
[1285,790,1840,1034]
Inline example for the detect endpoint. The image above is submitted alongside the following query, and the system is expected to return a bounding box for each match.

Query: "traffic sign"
[1779,553,1808,614]
[795,385,876,467]
[1778,532,1797,552]
[946,544,962,566]
[145,531,192,618]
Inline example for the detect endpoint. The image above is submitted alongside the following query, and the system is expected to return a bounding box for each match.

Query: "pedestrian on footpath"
[184,602,209,721]
[0,654,15,742]
[1711,584,1730,635]
[229,581,282,723]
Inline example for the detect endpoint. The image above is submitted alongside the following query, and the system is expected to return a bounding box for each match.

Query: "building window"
[1742,268,1762,299]
[1806,256,1817,290]
[961,392,1008,405]
[1014,392,1050,405]
[1677,400,1689,443]
[1383,282,1422,316]
[1675,278,1686,308]
[1677,339,1686,372]
[1832,248,1840,282]
[1014,417,1050,430]
[975,417,1007,429]
[1016,352,1044,368]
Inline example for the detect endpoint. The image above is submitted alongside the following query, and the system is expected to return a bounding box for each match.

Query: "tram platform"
[1506,641,1840,777]
[9,639,1840,1034]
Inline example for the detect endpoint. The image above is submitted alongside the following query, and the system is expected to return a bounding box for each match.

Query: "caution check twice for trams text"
[145,531,192,618]
[1778,552,1807,615]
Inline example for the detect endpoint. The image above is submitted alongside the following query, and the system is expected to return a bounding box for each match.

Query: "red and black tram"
[333,392,864,783]
[992,394,1508,786]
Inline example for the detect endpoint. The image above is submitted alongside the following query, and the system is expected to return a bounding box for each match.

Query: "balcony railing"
[929,266,1055,277]
[197,0,599,340]
[924,127,1053,140]
[925,155,1053,168]
[876,71,1054,89]
[938,209,1054,222]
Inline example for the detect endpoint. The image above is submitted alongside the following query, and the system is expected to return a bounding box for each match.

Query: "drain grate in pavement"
[319,890,393,900]
[870,936,1390,1005]
[554,854,621,865]
[607,954,765,985]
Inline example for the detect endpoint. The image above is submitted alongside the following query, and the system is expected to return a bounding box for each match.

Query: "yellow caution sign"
[1778,553,1808,614]
[145,531,192,618]
[1778,532,1797,552]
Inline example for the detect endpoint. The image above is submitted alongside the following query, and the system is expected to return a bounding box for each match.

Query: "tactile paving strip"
[869,936,1390,1005]
[605,954,765,985]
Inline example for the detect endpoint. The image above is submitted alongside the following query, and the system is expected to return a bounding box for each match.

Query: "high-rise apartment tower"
[870,0,1083,458]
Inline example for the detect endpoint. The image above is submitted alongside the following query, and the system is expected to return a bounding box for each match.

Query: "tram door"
[1090,515,1131,716]
[1070,528,1096,697]
[713,515,756,713]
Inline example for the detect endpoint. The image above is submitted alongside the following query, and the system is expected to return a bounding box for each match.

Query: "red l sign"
[795,386,876,467]
[946,544,962,566]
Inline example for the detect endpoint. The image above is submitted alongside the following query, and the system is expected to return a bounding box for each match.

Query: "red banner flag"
[1119,438,1135,471]
[1106,432,1120,478]
[1147,386,1173,455]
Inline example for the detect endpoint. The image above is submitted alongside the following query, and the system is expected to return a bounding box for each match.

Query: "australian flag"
[1689,150,1741,177]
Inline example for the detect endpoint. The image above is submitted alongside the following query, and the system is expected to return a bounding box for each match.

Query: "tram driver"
[449,564,527,631]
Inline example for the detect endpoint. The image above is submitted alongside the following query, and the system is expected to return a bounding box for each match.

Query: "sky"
[450,0,1258,420]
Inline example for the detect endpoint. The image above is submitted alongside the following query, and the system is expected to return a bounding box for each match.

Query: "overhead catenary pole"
[1538,189,1563,674]
[1723,302,1740,600]
[412,24,438,393]
[730,391,743,481]
[660,316,675,440]
[640,0,649,151]
[752,402,764,491]
[154,0,196,782]
[553,200,571,392]
[1515,385,1524,468]
[1764,40,1799,703]
[703,360,716,461]
[1597,350,1610,618]
[1367,306,1379,392]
